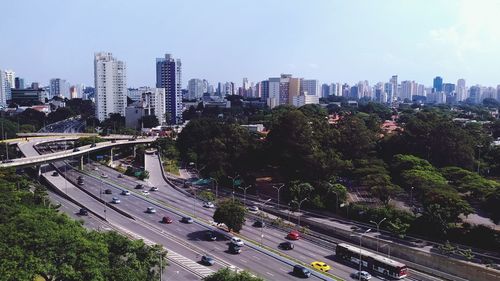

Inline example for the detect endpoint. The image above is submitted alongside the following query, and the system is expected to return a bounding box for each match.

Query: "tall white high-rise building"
[390,75,398,102]
[50,78,70,99]
[4,70,15,90]
[456,79,466,101]
[156,53,182,124]
[188,78,204,100]
[0,71,8,106]
[400,80,416,101]
[140,87,166,125]
[267,77,280,108]
[94,52,127,121]
[301,79,320,96]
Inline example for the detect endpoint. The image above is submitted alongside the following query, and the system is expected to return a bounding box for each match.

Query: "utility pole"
[238,185,251,206]
[351,229,371,281]
[260,198,272,246]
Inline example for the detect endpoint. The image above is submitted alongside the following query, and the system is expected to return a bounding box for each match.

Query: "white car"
[142,190,150,196]
[231,237,244,247]
[248,206,259,212]
[150,186,159,191]
[93,167,99,171]
[111,197,121,204]
[121,190,130,196]
[203,201,215,208]
[146,207,156,214]
[101,173,108,178]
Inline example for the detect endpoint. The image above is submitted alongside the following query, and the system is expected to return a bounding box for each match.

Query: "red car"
[162,216,173,224]
[287,230,300,240]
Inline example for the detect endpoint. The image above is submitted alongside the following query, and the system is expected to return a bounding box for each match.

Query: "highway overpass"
[0,137,156,169]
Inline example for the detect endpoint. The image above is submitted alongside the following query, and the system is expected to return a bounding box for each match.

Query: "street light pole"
[210,177,218,199]
[381,243,391,258]
[238,185,251,206]
[351,229,371,281]
[228,173,240,197]
[260,198,272,246]
[370,217,387,252]
[272,183,285,209]
[296,198,308,228]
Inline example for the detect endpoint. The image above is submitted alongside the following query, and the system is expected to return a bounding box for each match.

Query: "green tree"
[203,268,264,281]
[213,199,246,232]
[139,115,159,129]
[336,114,377,160]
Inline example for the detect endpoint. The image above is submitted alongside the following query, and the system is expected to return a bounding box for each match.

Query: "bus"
[336,243,408,279]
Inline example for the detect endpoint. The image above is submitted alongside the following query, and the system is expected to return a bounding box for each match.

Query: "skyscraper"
[279,74,291,105]
[400,80,415,101]
[4,70,15,90]
[140,87,166,125]
[94,52,127,121]
[188,78,204,100]
[433,76,443,92]
[469,86,482,104]
[0,71,8,106]
[301,79,320,96]
[15,77,24,89]
[268,77,280,108]
[50,78,70,99]
[456,79,466,101]
[261,80,269,100]
[321,83,330,97]
[156,53,182,124]
[390,75,398,102]
[288,78,301,104]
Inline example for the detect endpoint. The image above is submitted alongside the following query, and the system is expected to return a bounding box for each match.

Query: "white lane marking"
[252,255,261,261]
[266,272,274,276]
[240,258,248,263]
[279,267,288,272]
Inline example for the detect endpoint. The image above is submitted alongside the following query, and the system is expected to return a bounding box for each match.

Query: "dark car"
[228,243,241,254]
[293,265,311,278]
[104,189,112,194]
[162,216,173,224]
[206,231,217,241]
[52,171,59,176]
[118,174,123,178]
[111,139,116,143]
[253,220,265,228]
[73,148,80,152]
[1,159,13,163]
[181,217,194,224]
[201,255,215,266]
[279,241,294,250]
[77,176,83,181]
[90,143,97,148]
[79,208,88,216]
[135,184,144,189]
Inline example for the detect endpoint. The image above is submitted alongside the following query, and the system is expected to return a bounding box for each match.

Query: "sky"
[1,0,500,88]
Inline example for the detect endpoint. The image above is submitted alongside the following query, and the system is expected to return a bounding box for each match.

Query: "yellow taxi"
[311,261,331,272]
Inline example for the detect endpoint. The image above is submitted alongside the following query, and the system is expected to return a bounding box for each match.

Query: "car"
[248,205,259,212]
[90,143,97,148]
[293,265,311,278]
[279,241,294,250]
[142,190,150,196]
[73,148,80,152]
[230,237,244,247]
[117,174,123,178]
[287,230,300,240]
[206,231,217,241]
[228,243,241,254]
[1,159,13,163]
[77,180,84,185]
[135,184,144,189]
[311,261,331,272]
[352,271,372,281]
[101,173,108,178]
[253,220,265,228]
[93,167,99,171]
[146,207,156,213]
[111,139,116,143]
[77,176,83,181]
[79,208,88,216]
[150,186,159,191]
[162,216,173,224]
[111,197,121,204]
[203,201,215,208]
[52,171,59,176]
[201,255,215,266]
[121,190,130,196]
[181,216,194,224]
[104,189,112,194]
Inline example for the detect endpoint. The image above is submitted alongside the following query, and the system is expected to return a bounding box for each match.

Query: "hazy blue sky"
[1,0,499,88]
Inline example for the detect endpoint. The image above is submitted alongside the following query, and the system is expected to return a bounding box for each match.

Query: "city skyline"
[1,0,500,87]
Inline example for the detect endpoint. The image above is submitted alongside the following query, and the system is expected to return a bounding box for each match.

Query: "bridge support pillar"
[133,145,136,158]
[110,147,114,164]
[37,165,41,177]
[80,156,84,170]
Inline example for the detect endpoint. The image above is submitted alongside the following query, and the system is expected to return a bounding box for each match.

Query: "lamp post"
[260,198,272,246]
[210,177,218,199]
[370,217,386,252]
[351,229,371,281]
[228,173,240,195]
[410,186,414,208]
[238,185,251,206]
[331,190,338,214]
[272,183,285,209]
[380,243,391,258]
[295,197,308,228]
